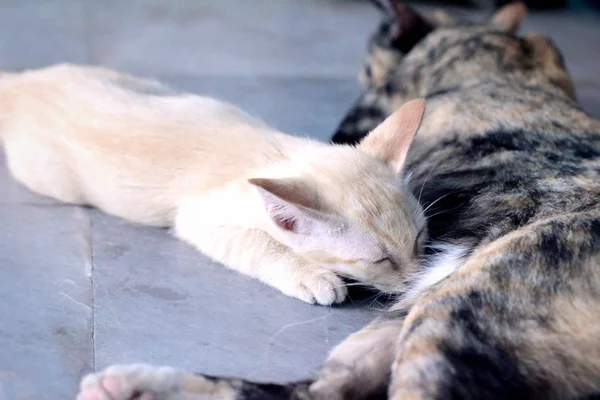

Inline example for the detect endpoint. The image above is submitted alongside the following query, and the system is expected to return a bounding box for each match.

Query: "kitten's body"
[1,65,290,225]
[75,2,600,400]
[0,64,427,306]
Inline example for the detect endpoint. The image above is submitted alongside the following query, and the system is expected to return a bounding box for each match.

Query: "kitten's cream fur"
[0,64,426,305]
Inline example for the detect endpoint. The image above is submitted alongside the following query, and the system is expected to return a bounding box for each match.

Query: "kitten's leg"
[247,236,348,305]
[2,130,85,204]
[184,226,347,306]
[77,364,311,400]
[308,313,406,400]
[388,212,600,399]
[175,189,347,305]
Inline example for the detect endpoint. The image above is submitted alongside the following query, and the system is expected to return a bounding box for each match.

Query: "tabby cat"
[76,1,600,399]
[0,65,427,306]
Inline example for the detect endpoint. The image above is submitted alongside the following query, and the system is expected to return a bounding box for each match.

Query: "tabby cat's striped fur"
[77,2,600,399]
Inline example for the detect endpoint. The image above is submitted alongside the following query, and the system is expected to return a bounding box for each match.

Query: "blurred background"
[0,1,599,399]
[413,0,600,10]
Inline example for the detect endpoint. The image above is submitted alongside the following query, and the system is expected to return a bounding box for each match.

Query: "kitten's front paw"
[77,364,180,400]
[278,267,348,306]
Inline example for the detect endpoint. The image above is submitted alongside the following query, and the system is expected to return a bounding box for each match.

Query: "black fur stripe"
[236,380,312,400]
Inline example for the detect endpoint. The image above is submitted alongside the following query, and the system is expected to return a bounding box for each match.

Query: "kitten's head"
[250,100,427,293]
[334,1,576,144]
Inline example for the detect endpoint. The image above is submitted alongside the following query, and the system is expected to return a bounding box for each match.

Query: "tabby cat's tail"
[183,374,390,400]
[188,374,313,400]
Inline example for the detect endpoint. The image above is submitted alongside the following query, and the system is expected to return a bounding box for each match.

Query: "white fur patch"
[404,243,468,301]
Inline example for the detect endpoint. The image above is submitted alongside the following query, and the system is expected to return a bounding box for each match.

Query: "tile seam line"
[90,213,96,372]
[82,0,96,372]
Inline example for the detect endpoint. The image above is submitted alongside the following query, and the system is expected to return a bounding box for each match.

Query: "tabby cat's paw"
[280,268,348,306]
[77,364,180,400]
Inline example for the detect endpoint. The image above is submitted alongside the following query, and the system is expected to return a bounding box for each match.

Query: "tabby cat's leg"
[175,188,347,305]
[76,314,404,400]
[309,314,406,400]
[77,364,311,400]
[78,364,192,400]
[388,212,600,399]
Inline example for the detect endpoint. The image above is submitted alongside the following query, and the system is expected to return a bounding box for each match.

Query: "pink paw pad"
[101,375,125,397]
[79,375,156,400]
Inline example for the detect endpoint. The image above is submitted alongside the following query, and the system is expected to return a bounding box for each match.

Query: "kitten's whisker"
[422,190,457,215]
[425,203,462,220]
[367,291,391,310]
[424,210,448,220]
[417,161,441,205]
[342,282,372,288]
[346,293,358,308]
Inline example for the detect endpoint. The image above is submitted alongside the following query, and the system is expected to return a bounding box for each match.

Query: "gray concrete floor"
[0,1,599,399]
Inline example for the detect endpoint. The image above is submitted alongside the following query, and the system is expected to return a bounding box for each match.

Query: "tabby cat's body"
[77,2,600,399]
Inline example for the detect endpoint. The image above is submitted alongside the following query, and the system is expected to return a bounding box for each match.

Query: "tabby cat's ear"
[359,98,425,173]
[249,178,322,235]
[375,1,434,51]
[490,2,527,34]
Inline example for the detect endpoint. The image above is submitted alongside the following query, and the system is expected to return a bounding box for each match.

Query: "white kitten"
[0,64,427,305]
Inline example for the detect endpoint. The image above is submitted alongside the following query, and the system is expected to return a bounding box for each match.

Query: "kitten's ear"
[249,178,321,235]
[358,98,425,173]
[490,2,527,34]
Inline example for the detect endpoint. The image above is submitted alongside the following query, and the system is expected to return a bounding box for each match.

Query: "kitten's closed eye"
[374,257,401,271]
[375,257,392,265]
